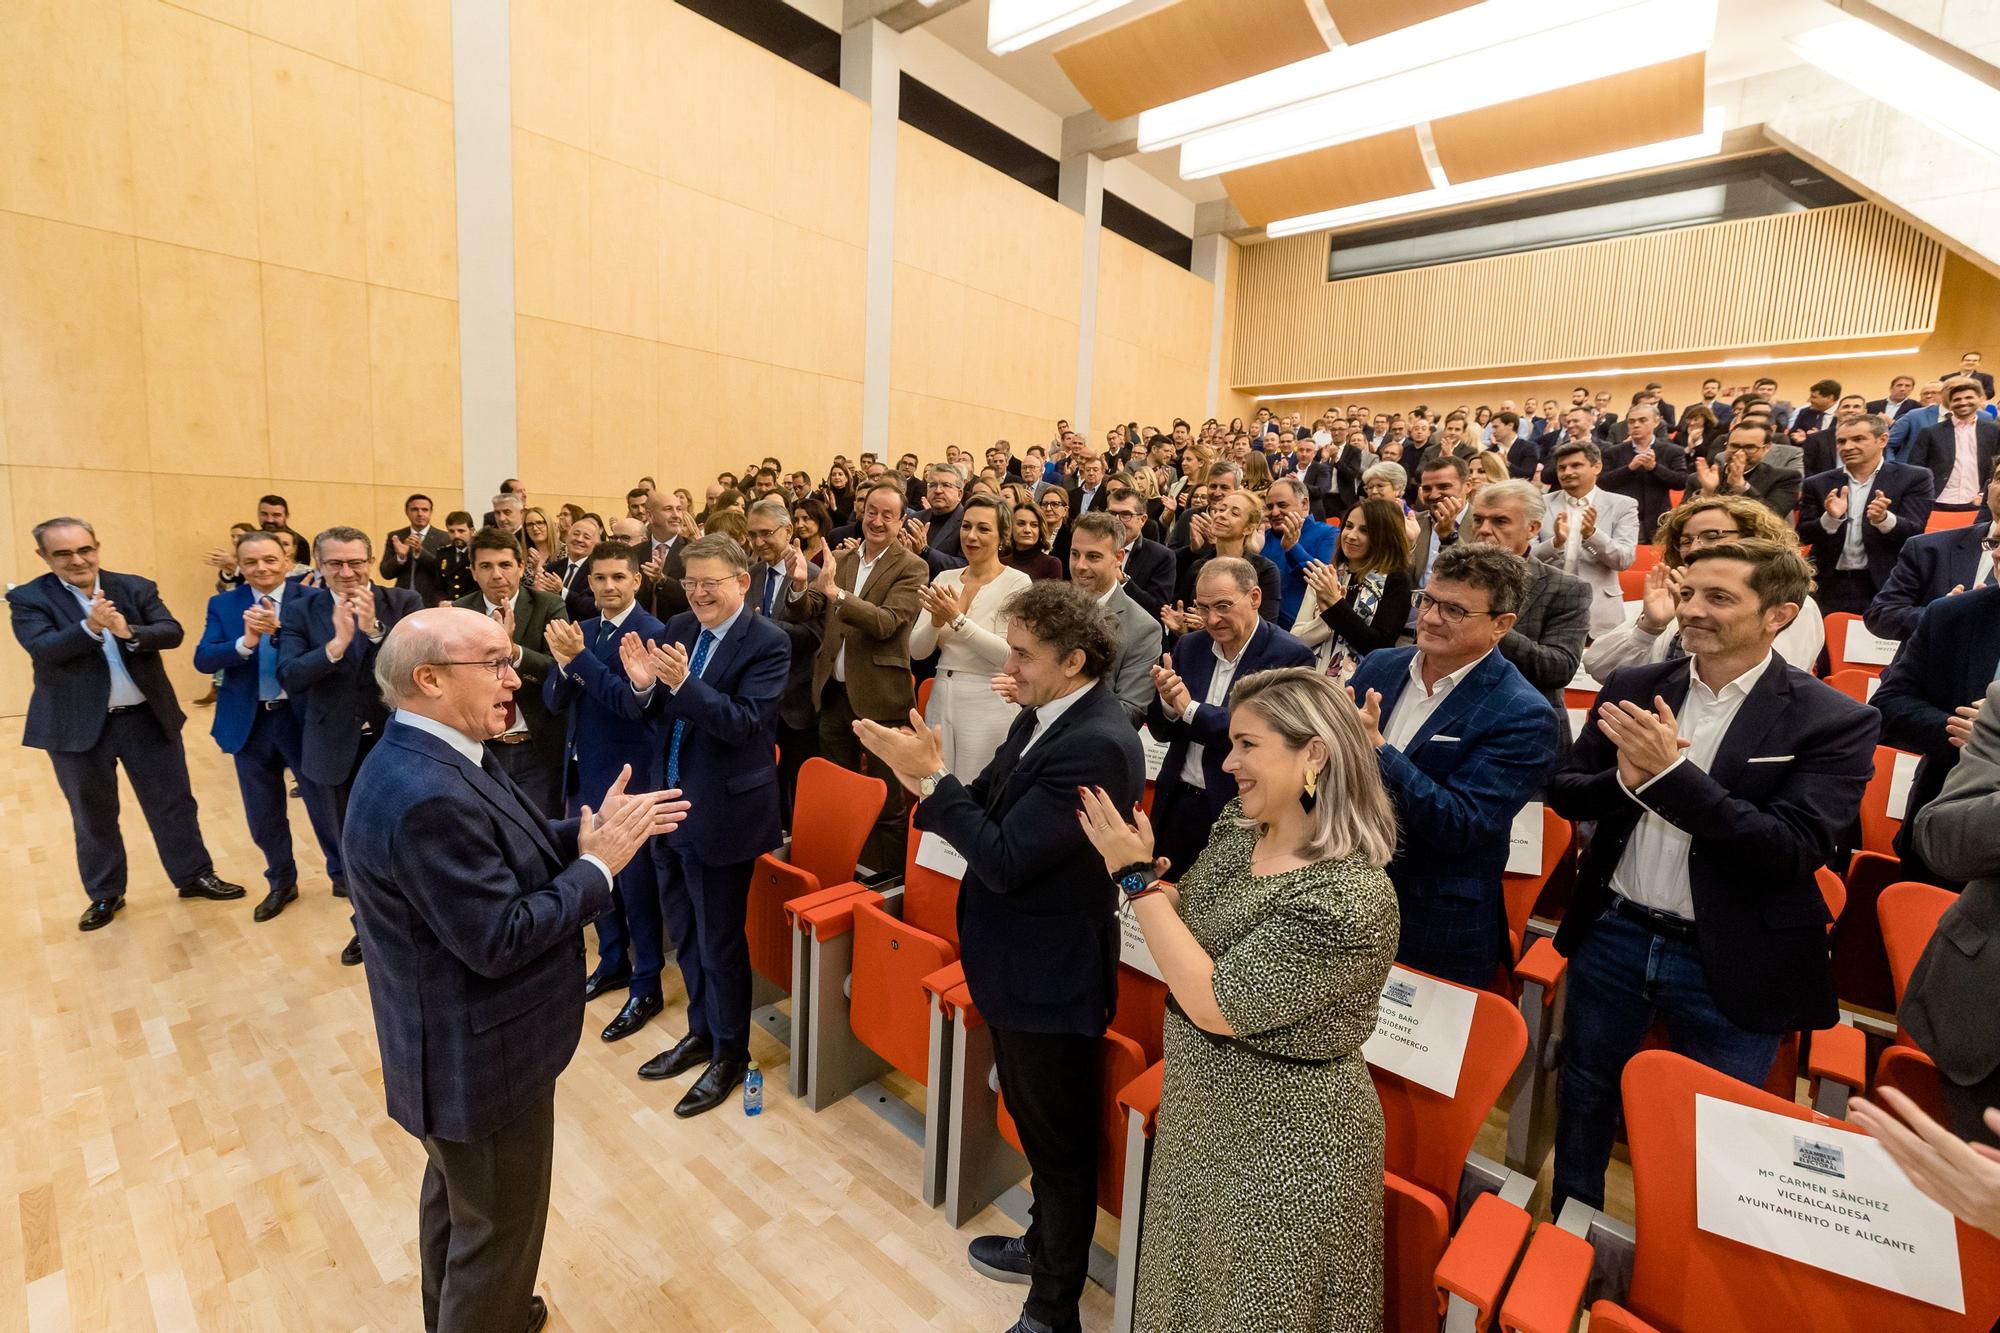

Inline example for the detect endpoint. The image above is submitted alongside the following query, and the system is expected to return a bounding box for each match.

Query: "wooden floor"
[0,733,1100,1333]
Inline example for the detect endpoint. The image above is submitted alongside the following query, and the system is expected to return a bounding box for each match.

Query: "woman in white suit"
[909,494,1031,781]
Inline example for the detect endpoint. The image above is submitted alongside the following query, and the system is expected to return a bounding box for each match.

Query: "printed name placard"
[1887,750,1921,822]
[1137,726,1169,781]
[1843,624,1902,667]
[1568,664,1603,695]
[1506,802,1545,876]
[1568,707,1591,738]
[1118,902,1163,981]
[1694,1094,1964,1311]
[1361,965,1478,1097]
[913,831,968,881]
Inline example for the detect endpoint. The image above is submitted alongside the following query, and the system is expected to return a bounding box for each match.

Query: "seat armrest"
[1496,1223,1593,1333]
[1434,1193,1533,1329]
[1515,937,1567,998]
[920,962,984,1028]
[1807,1022,1867,1093]
[792,887,881,941]
[1114,1061,1165,1135]
[1583,1301,1667,1333]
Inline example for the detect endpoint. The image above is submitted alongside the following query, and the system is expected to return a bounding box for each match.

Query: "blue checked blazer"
[1350,647,1558,957]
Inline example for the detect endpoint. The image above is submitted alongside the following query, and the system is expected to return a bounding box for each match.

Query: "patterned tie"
[665,629,717,788]
[256,596,281,700]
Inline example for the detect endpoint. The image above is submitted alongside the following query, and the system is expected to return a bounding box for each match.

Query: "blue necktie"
[665,629,717,788]
[762,574,779,617]
[256,596,281,700]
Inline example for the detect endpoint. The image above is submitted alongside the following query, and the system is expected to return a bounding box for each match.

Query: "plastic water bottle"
[743,1061,763,1116]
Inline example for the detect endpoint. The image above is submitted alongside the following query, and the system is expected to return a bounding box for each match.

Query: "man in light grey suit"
[1066,514,1161,726]
[1530,439,1639,636]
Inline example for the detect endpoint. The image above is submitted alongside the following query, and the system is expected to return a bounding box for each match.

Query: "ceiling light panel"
[1787,17,2000,166]
[989,0,1146,56]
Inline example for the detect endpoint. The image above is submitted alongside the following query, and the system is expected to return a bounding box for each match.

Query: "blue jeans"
[1553,909,1783,1211]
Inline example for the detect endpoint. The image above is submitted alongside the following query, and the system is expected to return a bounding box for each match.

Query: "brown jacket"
[783,541,927,721]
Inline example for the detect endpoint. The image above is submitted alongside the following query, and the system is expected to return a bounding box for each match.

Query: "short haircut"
[1727,420,1774,447]
[32,516,95,550]
[682,533,749,574]
[962,492,1011,537]
[1104,485,1144,512]
[1070,511,1121,548]
[1419,454,1470,482]
[1842,413,1889,439]
[1195,555,1258,596]
[926,462,963,482]
[1429,543,1529,617]
[373,613,444,704]
[1206,461,1243,486]
[1809,378,1842,397]
[626,486,652,502]
[1683,537,1814,612]
[1000,581,1118,679]
[1493,410,1520,428]
[404,492,432,508]
[748,497,792,527]
[258,494,288,510]
[234,529,286,556]
[491,492,523,510]
[859,479,907,514]
[313,525,373,561]
[444,510,474,528]
[1550,439,1602,467]
[1944,375,1988,399]
[468,527,522,562]
[1267,476,1309,503]
[1471,479,1545,524]
[1362,461,1408,493]
[587,540,643,575]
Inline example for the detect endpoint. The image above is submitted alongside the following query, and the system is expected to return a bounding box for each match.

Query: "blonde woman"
[909,494,1031,780]
[1078,668,1399,1333]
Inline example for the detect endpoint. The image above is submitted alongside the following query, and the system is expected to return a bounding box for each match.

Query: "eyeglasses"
[45,543,98,560]
[1675,527,1744,552]
[1414,592,1495,625]
[679,577,736,595]
[430,658,518,681]
[321,558,371,572]
[1191,599,1240,617]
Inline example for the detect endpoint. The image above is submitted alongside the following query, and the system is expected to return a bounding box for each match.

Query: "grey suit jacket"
[1100,586,1163,727]
[1905,680,2000,1119]
[1499,560,1590,735]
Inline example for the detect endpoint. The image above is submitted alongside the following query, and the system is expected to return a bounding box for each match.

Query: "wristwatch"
[1112,860,1155,900]
[917,767,948,800]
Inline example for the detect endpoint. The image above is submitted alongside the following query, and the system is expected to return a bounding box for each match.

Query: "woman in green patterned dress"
[1078,667,1400,1332]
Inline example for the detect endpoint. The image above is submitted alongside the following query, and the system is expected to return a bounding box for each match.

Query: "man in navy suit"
[1350,544,1558,987]
[1146,558,1315,878]
[1546,539,1877,1210]
[1867,373,1921,423]
[857,581,1145,1333]
[622,534,790,1117]
[1873,584,2000,888]
[8,517,244,930]
[538,512,605,623]
[542,540,668,1032]
[1908,377,2000,513]
[744,499,825,825]
[278,526,423,965]
[377,492,451,604]
[192,531,343,922]
[1105,487,1174,620]
[1865,459,1998,639]
[1796,414,1936,615]
[1598,403,1689,536]
[346,607,684,1333]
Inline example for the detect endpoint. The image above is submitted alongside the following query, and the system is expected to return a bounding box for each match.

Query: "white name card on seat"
[1506,802,1545,876]
[1866,675,1881,700]
[1568,663,1603,694]
[1361,965,1477,1098]
[1844,624,1901,667]
[1137,725,1168,781]
[1694,1094,1964,1311]
[913,831,967,881]
[1118,902,1163,982]
[1887,750,1922,821]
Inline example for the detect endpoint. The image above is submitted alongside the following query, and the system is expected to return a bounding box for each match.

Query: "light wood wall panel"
[1232,203,1946,390]
[1054,0,1327,122]
[0,0,463,717]
[1092,233,1211,432]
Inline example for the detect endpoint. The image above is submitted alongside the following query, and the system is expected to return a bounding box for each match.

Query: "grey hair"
[374,612,453,704]
[234,529,287,555]
[1207,461,1244,486]
[1470,479,1545,525]
[1229,668,1398,866]
[314,525,373,561]
[748,497,792,527]
[1362,461,1408,492]
[32,516,96,551]
[1844,412,1890,439]
[1195,555,1257,595]
[491,493,523,510]
[1268,475,1309,503]
[682,533,749,574]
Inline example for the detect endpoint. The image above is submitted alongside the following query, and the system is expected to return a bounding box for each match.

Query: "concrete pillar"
[1060,153,1105,432]
[841,19,901,459]
[451,0,519,504]
[1192,233,1230,420]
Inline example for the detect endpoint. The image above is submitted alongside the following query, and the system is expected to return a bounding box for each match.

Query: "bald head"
[609,517,647,545]
[376,608,520,740]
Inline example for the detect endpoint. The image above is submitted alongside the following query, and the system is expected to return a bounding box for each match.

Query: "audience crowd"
[11,361,2000,1332]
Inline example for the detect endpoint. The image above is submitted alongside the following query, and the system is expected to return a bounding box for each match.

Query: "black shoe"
[1003,1315,1068,1333]
[192,688,216,708]
[601,993,662,1043]
[637,1033,712,1081]
[253,884,298,922]
[583,964,632,1002]
[330,878,348,899]
[968,1234,1034,1285]
[177,872,247,901]
[673,1058,747,1118]
[340,934,363,966]
[525,1295,548,1333]
[78,898,125,932]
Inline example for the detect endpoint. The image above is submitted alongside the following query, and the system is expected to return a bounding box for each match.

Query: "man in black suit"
[1865,459,1998,638]
[8,517,244,930]
[256,494,311,567]
[1909,377,2000,513]
[480,477,526,528]
[539,512,604,622]
[1800,393,1870,478]
[277,525,423,965]
[641,491,689,582]
[1467,481,1591,737]
[1547,538,1878,1210]
[857,582,1145,1333]
[1797,414,1936,614]
[910,462,969,576]
[455,528,570,818]
[346,608,685,1333]
[1939,350,1995,401]
[378,493,451,604]
[1105,486,1174,620]
[608,517,690,623]
[1790,377,1842,437]
[744,499,824,823]
[1868,374,1921,421]
[1493,411,1541,483]
[1873,584,2000,888]
[1599,404,1689,536]
[1065,451,1111,519]
[1691,420,1804,519]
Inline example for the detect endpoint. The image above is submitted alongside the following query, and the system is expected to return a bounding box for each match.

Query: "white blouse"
[908,564,1032,673]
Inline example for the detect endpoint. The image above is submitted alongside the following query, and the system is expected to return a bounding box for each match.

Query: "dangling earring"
[1301,767,1318,808]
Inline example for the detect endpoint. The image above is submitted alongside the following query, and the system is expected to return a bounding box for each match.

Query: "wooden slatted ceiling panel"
[1221,129,1434,228]
[1053,0,1326,122]
[1321,0,1482,44]
[1229,203,1944,389]
[1430,54,1707,183]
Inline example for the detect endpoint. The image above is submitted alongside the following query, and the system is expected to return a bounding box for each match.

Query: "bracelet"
[1126,885,1168,904]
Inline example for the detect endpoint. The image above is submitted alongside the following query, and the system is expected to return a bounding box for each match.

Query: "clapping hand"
[641,552,665,581]
[1823,485,1850,521]
[1151,654,1192,716]
[329,593,357,650]
[1345,685,1385,749]
[785,541,811,587]
[618,631,658,689]
[1076,785,1168,881]
[544,617,586,666]
[991,673,1020,705]
[242,600,280,643]
[390,532,413,561]
[578,765,690,875]
[532,570,562,595]
[1865,491,1892,527]
[1693,455,1722,494]
[1275,509,1304,549]
[87,590,131,640]
[202,546,235,572]
[1595,695,1691,788]
[812,551,840,596]
[1849,1088,2000,1238]
[1636,563,1683,635]
[1302,560,1346,608]
[647,640,692,690]
[1159,601,1196,636]
[1187,512,1212,551]
[350,592,381,637]
[1431,493,1464,537]
[852,708,946,795]
[1947,700,1983,749]
[1579,504,1599,541]
[900,517,930,553]
[920,579,970,628]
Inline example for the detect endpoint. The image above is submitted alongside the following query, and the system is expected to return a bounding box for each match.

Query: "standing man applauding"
[857,582,1144,1333]
[347,608,686,1333]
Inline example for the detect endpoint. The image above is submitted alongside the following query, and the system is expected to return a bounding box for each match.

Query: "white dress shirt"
[1019,681,1091,757]
[1609,652,1778,919]
[394,710,613,891]
[633,603,743,700]
[790,543,888,684]
[234,580,289,656]
[481,595,530,735]
[1822,465,1892,571]
[557,599,637,678]
[1178,625,1261,788]
[1381,649,1490,752]
[67,581,146,708]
